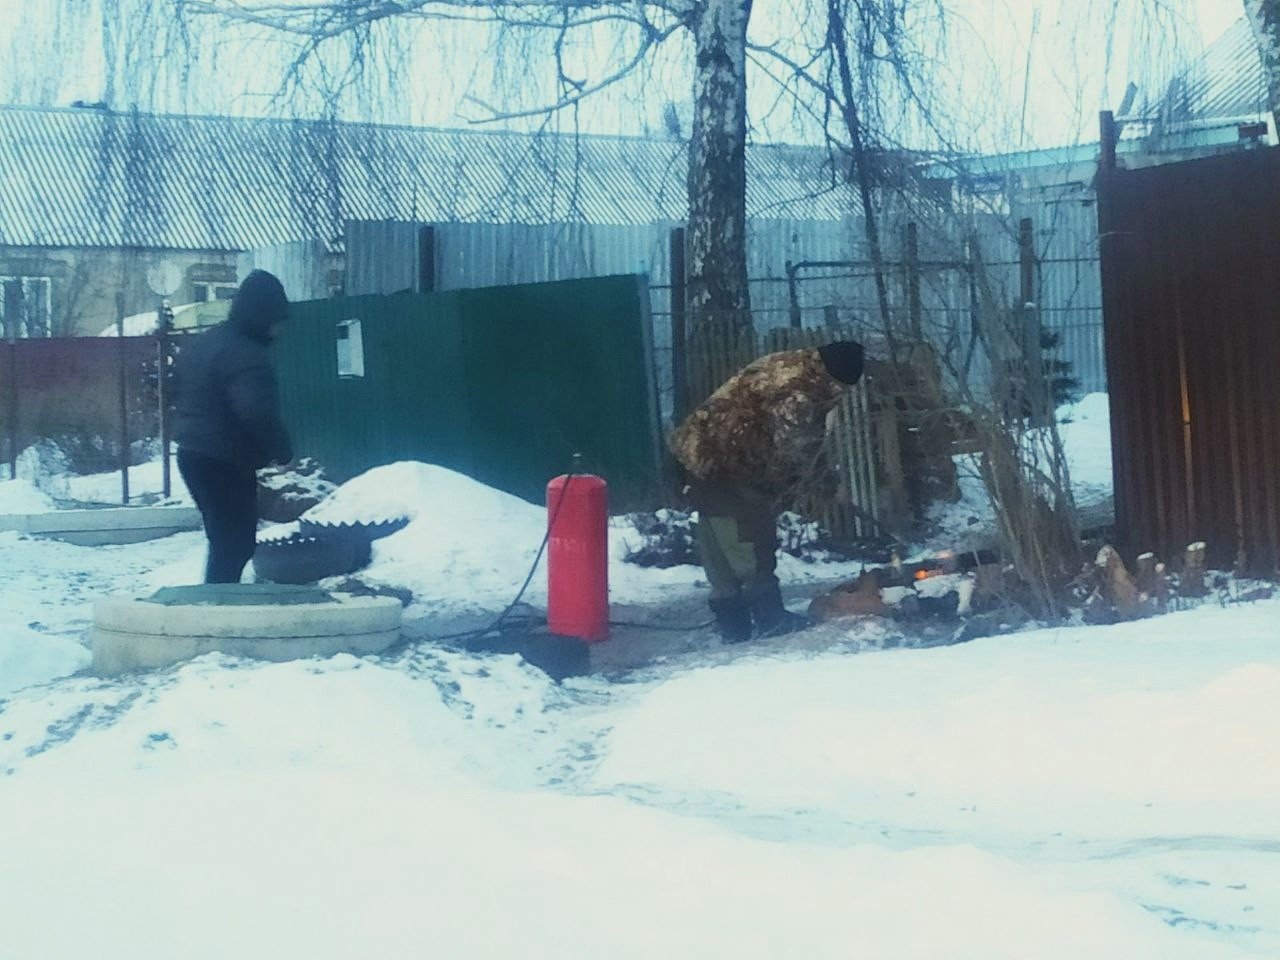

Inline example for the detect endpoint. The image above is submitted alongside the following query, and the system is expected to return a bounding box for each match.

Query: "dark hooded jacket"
[173,270,293,469]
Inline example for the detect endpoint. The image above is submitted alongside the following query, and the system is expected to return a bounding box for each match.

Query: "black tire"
[298,517,410,545]
[252,534,364,585]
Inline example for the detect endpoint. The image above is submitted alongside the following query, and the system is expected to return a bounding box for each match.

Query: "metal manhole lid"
[144,584,338,606]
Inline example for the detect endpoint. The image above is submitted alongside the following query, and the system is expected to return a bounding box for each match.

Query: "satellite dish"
[146,259,183,297]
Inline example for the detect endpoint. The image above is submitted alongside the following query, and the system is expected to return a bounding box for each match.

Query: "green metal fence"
[272,275,663,509]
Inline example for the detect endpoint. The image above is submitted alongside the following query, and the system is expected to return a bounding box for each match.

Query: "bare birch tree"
[179,0,759,344]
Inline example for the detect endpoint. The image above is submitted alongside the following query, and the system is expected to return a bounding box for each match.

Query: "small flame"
[914,568,943,581]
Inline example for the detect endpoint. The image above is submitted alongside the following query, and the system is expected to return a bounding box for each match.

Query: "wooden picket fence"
[683,325,901,542]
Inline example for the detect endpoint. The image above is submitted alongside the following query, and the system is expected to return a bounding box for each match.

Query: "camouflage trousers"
[689,482,780,602]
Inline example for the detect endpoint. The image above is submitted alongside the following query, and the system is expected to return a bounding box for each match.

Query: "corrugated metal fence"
[333,209,1105,424]
[273,275,664,510]
[1098,146,1280,573]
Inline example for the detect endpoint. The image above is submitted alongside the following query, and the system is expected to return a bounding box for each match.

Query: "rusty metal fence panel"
[1098,146,1280,573]
[0,335,162,502]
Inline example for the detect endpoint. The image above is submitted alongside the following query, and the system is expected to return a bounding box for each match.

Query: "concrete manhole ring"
[89,585,403,674]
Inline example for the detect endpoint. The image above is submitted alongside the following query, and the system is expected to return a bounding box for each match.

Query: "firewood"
[1151,562,1170,611]
[809,571,891,622]
[1134,553,1159,596]
[1096,545,1145,620]
[1181,542,1208,598]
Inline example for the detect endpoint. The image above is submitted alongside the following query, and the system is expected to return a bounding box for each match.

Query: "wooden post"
[5,282,17,480]
[117,292,130,505]
[6,339,15,482]
[1099,110,1118,175]
[906,222,922,339]
[962,232,982,379]
[1019,217,1048,422]
[669,226,689,421]
[157,301,171,500]
[786,260,802,329]
[1019,217,1035,311]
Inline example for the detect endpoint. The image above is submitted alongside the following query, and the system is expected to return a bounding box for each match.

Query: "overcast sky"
[0,0,1251,153]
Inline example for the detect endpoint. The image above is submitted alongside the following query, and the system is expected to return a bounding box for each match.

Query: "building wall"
[0,245,241,337]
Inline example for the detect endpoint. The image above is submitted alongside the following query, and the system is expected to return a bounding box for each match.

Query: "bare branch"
[181,0,689,37]
[459,21,681,123]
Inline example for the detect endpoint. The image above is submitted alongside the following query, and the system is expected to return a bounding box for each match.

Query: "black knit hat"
[818,340,865,385]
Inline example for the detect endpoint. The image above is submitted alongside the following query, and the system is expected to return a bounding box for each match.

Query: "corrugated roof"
[1125,17,1270,127]
[0,105,853,252]
[1178,17,1269,123]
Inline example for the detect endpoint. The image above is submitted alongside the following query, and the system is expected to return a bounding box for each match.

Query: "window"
[336,319,365,378]
[0,276,52,338]
[193,281,237,303]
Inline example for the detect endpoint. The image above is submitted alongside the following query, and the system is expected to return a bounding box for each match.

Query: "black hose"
[429,471,576,644]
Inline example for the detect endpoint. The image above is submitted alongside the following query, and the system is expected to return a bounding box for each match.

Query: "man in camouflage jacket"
[670,340,865,642]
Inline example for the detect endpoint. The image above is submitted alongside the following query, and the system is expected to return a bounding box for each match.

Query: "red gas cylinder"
[546,473,609,642]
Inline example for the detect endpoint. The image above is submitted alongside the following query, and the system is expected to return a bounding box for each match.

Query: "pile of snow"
[302,461,536,531]
[0,478,56,514]
[303,462,562,612]
[0,440,71,498]
[0,624,90,694]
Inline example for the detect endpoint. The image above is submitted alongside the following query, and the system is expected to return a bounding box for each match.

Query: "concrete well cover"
[90,587,403,674]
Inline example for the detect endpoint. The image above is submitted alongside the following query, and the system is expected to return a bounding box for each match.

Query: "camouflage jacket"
[669,348,845,501]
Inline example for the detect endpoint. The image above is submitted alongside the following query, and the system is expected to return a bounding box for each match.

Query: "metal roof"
[0,105,853,253]
[1177,17,1269,123]
[1125,17,1270,129]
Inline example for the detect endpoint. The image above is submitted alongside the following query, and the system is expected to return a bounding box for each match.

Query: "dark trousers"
[178,450,259,584]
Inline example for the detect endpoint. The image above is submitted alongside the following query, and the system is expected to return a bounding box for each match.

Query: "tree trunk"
[1244,0,1280,137]
[686,0,754,350]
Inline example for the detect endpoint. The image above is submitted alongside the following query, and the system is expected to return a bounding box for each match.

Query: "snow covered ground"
[0,536,1275,957]
[63,455,193,505]
[0,445,192,507]
[4,403,1277,957]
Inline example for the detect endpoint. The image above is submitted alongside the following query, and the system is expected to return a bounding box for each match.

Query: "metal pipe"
[117,292,130,504]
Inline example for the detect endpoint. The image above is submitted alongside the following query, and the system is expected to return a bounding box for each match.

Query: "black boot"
[708,596,753,644]
[747,582,809,638]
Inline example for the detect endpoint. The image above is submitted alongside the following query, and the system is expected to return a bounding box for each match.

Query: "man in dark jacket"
[669,340,865,642]
[174,270,294,583]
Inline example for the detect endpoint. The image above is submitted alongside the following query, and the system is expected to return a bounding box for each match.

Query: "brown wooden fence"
[1097,141,1280,574]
